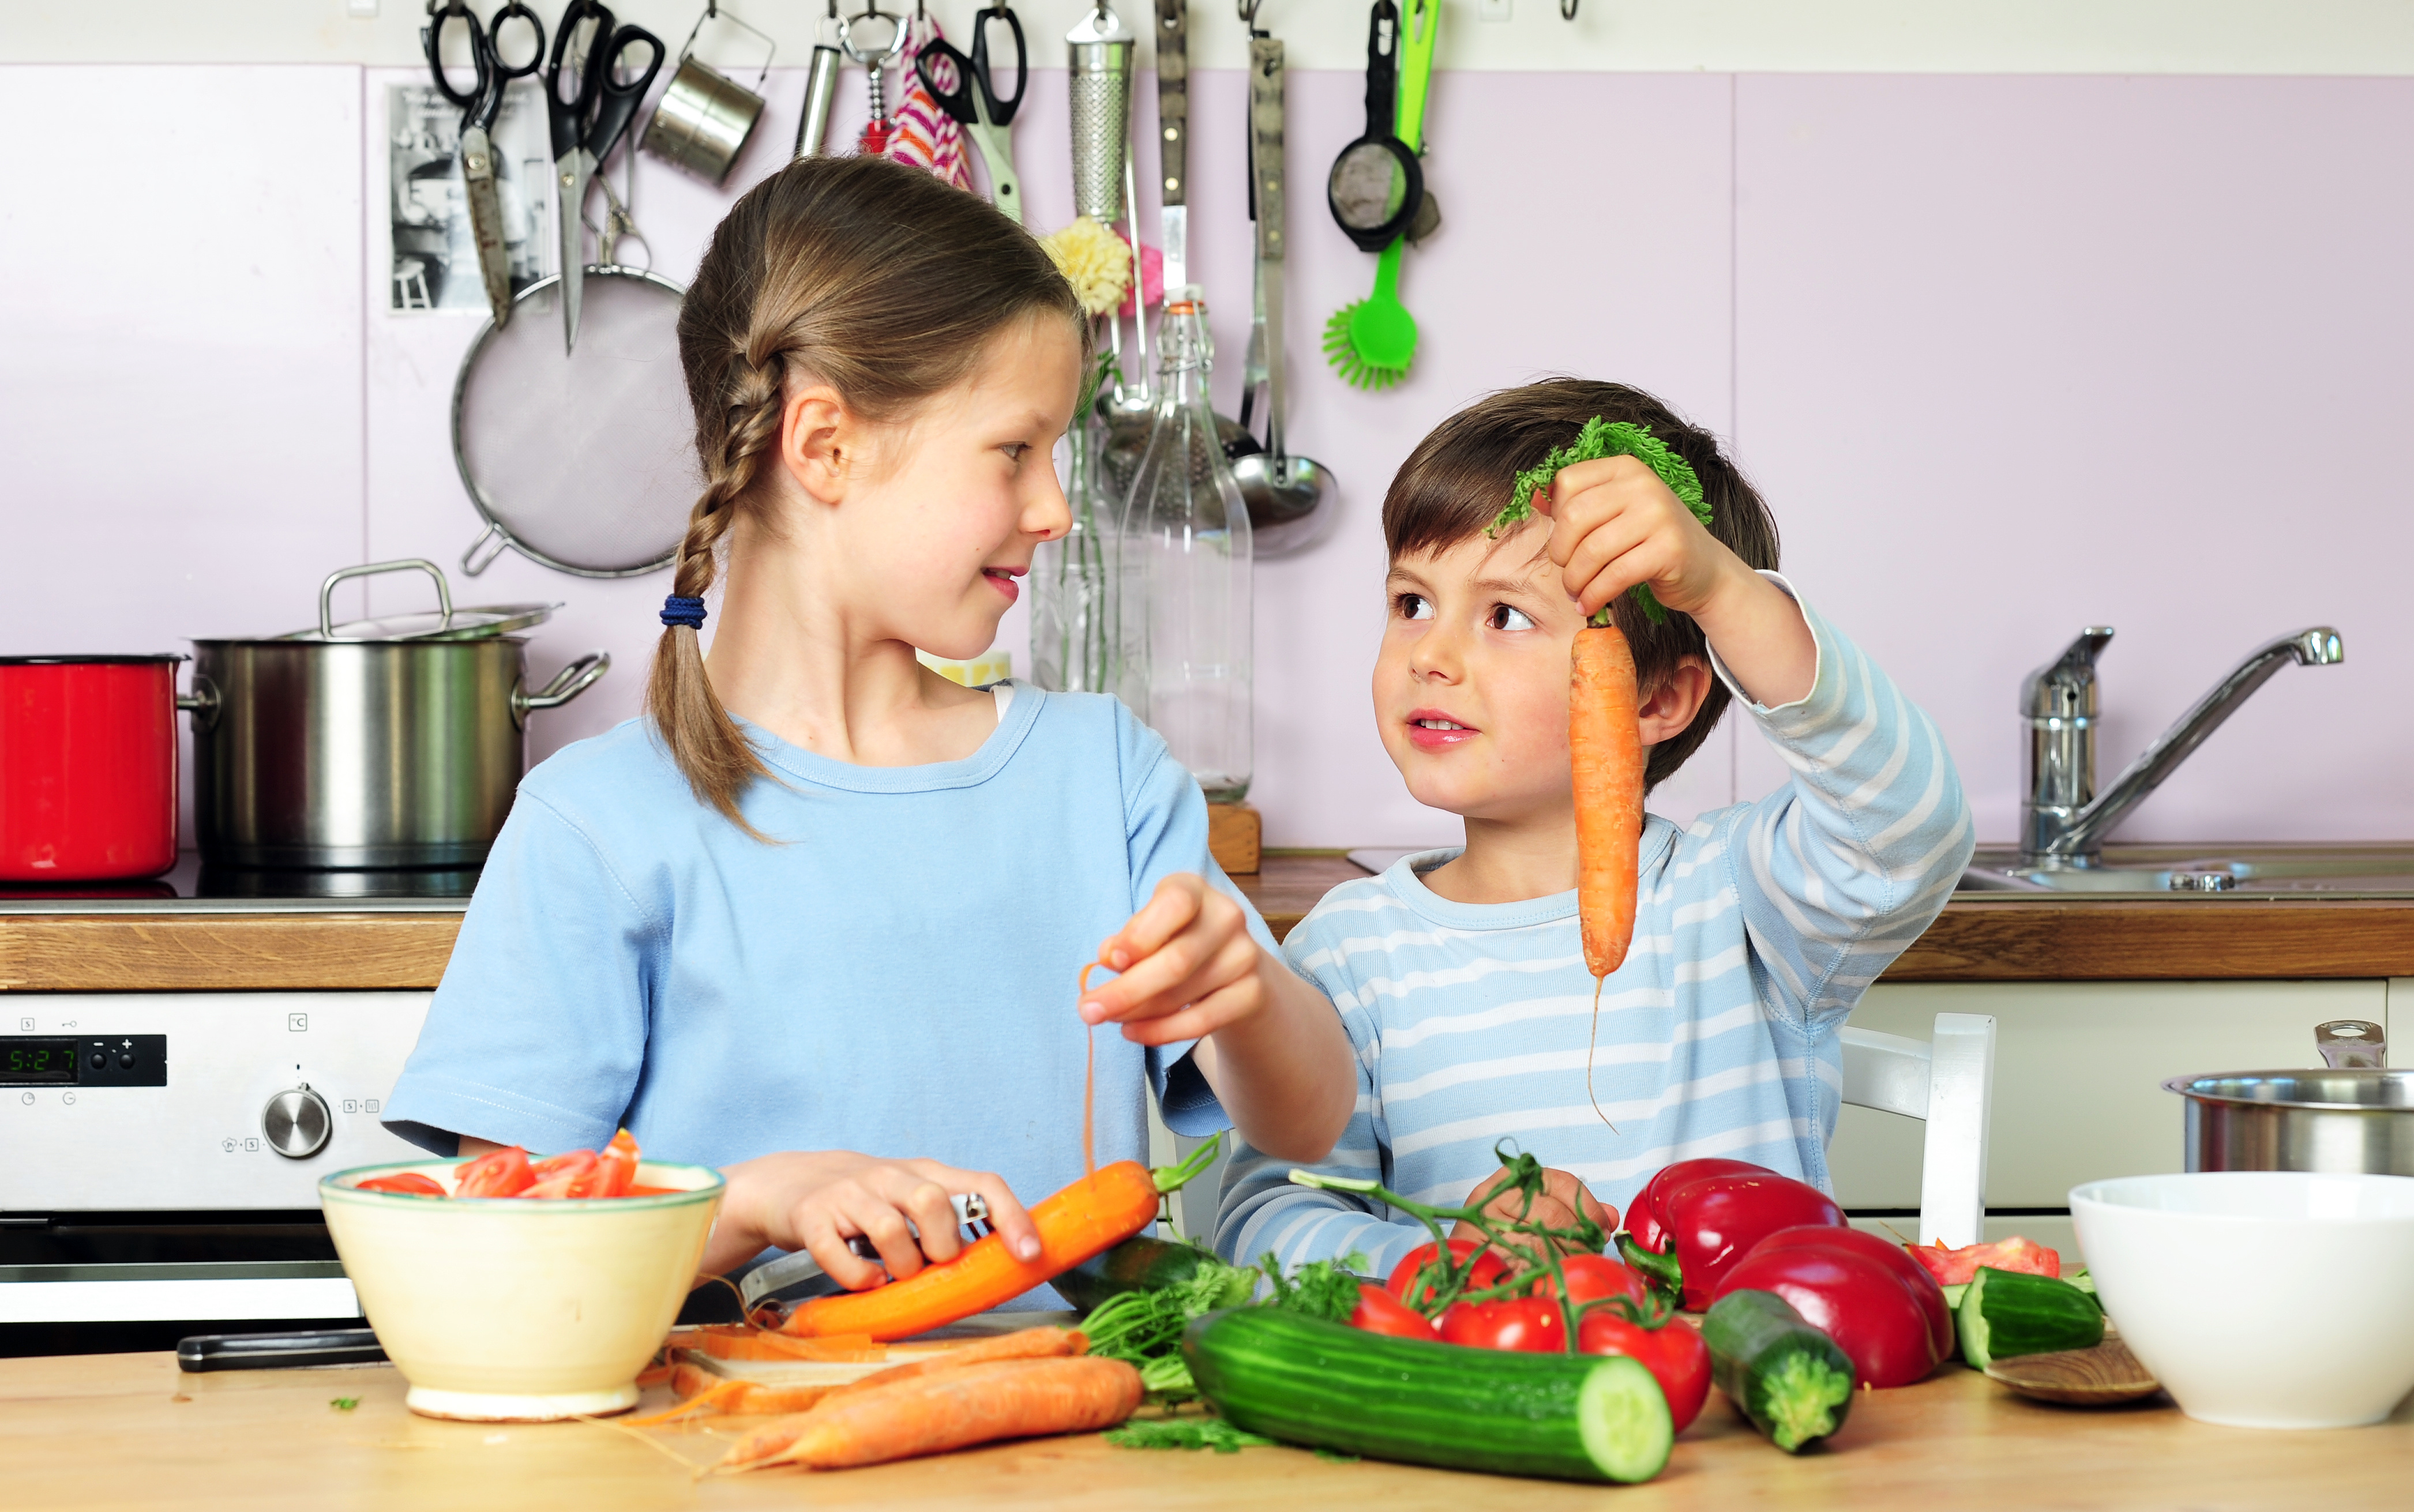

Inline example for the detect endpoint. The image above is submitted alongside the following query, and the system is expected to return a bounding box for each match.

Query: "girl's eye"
[1001,443,1029,462]
[1488,604,1537,632]
[1396,592,1435,622]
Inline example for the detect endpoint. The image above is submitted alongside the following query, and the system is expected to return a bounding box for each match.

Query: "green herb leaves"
[1486,417,1712,627]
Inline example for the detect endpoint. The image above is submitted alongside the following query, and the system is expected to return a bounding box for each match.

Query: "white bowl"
[2070,1171,2414,1429]
[321,1157,723,1421]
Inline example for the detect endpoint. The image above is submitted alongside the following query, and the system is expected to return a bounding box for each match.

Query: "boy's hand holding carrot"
[696,1150,1043,1287]
[1540,455,1816,709]
[1077,874,1356,1164]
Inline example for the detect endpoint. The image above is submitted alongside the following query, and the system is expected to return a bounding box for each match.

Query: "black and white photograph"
[387,81,553,314]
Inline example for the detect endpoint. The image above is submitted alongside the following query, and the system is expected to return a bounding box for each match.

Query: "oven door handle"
[176,1327,386,1372]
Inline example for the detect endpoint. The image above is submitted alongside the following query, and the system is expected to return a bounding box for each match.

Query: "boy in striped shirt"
[1217,380,1973,1275]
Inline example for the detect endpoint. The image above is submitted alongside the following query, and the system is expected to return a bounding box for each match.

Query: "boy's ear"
[1636,657,1715,747]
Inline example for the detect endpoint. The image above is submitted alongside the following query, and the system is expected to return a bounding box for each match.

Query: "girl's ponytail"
[647,155,1084,832]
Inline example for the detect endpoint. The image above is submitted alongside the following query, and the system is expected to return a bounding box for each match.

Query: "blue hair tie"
[660,595,707,630]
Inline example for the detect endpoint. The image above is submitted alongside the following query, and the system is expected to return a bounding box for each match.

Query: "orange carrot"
[696,1326,887,1363]
[777,1164,1162,1340]
[827,1327,1084,1398]
[1571,624,1645,977]
[721,1356,1143,1472]
[626,1363,841,1426]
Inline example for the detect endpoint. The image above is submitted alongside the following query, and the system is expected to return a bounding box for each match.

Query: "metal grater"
[1066,3,1135,223]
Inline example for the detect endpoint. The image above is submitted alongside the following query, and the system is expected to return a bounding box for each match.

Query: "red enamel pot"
[0,656,196,881]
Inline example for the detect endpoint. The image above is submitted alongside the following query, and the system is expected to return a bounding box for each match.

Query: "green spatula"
[1324,0,1437,390]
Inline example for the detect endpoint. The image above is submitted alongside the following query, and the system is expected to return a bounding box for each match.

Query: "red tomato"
[1437,1296,1565,1353]
[1350,1282,1437,1340]
[355,1172,446,1197]
[1387,1238,1508,1310]
[1578,1311,1711,1432]
[1541,1254,1646,1309]
[1714,1244,1942,1388]
[1748,1224,1954,1359]
[595,1129,641,1198]
[522,1149,609,1199]
[452,1145,534,1198]
[1906,1235,2062,1287]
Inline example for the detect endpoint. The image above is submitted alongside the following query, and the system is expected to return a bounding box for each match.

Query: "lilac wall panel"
[1734,74,2414,844]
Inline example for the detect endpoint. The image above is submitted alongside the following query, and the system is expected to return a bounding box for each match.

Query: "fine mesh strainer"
[450,265,699,578]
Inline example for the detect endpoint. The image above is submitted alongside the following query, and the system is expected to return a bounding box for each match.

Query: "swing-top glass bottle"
[1116,291,1253,801]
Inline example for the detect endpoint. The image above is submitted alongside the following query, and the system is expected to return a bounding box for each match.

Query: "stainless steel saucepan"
[2165,1020,2414,1177]
[187,560,608,870]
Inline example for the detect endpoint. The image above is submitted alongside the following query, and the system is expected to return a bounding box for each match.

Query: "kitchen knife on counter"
[177,1328,388,1372]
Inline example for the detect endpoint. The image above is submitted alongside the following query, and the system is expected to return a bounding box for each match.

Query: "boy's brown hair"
[1381,379,1781,792]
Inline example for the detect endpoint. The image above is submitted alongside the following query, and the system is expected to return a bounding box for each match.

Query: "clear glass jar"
[1116,294,1253,801]
[1030,413,1118,693]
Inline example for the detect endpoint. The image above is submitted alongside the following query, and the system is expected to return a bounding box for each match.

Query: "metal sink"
[1958,844,2414,898]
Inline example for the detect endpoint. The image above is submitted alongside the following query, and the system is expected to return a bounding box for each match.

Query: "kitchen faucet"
[2020,625,2344,866]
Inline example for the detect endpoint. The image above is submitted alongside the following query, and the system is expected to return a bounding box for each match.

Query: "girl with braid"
[385,157,1354,1296]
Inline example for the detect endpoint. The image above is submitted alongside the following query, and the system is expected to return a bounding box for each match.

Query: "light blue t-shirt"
[383,684,1266,1217]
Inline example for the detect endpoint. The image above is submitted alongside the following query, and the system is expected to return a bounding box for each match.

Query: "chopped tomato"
[521,1148,609,1199]
[595,1129,641,1198]
[452,1145,534,1198]
[1436,1296,1565,1353]
[1350,1282,1437,1340]
[1540,1254,1645,1310]
[1578,1310,1710,1431]
[1387,1238,1508,1310]
[1906,1236,2062,1287]
[355,1172,446,1197]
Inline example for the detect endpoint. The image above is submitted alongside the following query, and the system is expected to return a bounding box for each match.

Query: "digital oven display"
[3,1039,81,1084]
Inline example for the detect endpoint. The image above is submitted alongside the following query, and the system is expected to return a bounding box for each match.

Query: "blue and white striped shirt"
[1216,585,1973,1277]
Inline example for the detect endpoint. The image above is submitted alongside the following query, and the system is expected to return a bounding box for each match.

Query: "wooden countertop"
[5,1348,2407,1510]
[6,852,2413,992]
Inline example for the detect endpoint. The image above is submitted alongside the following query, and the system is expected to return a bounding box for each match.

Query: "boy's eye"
[1488,604,1538,632]
[1396,592,1435,622]
[1001,443,1028,462]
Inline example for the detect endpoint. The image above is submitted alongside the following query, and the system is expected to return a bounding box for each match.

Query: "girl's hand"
[700,1150,1040,1287]
[1078,873,1275,1045]
[1449,1167,1612,1256]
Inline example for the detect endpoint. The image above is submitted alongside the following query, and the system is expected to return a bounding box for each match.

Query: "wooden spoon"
[1984,1328,2162,1406]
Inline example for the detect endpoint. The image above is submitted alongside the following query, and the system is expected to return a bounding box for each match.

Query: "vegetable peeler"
[736,1192,992,1308]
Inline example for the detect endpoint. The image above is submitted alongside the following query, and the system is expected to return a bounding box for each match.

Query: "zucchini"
[1185,1308,1672,1484]
[1956,1266,2103,1371]
[1702,1289,1856,1453]
[1054,1236,1218,1314]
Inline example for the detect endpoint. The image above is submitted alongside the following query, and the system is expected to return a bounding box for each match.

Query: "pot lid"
[282,601,558,643]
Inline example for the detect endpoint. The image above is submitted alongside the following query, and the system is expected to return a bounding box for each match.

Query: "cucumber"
[1957,1267,2103,1371]
[1941,1282,1969,1311]
[1054,1236,1218,1314]
[1701,1289,1856,1454]
[1185,1308,1672,1484]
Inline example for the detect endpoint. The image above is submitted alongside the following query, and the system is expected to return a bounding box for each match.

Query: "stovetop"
[0,852,476,914]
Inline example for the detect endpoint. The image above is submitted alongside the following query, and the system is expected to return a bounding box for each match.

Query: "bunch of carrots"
[351,1130,667,1199]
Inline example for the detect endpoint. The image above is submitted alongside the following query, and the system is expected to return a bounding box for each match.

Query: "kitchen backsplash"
[3,62,2404,849]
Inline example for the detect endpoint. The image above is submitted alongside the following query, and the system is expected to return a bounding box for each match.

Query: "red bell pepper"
[1578,1309,1711,1432]
[1906,1235,2062,1287]
[1350,1282,1439,1340]
[1747,1224,1954,1359]
[1436,1295,1565,1353]
[1621,1169,1846,1311]
[1624,1159,1773,1254]
[1712,1229,1946,1388]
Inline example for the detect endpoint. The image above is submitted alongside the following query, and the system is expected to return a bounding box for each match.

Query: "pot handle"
[321,559,452,638]
[512,650,611,727]
[176,672,220,732]
[2316,1020,2386,1070]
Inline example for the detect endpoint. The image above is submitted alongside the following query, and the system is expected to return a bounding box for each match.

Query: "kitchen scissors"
[547,0,666,353]
[423,0,544,327]
[912,2,1027,222]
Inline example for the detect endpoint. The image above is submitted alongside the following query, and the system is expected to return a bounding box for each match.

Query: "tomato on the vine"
[1540,1254,1646,1309]
[1437,1296,1564,1353]
[1578,1311,1711,1432]
[1386,1237,1508,1310]
[1349,1282,1437,1340]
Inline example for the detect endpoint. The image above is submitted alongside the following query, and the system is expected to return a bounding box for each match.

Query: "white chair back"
[1839,1012,1997,1248]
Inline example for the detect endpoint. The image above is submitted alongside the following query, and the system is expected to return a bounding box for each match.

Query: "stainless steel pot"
[2165,1020,2414,1177]
[187,561,608,870]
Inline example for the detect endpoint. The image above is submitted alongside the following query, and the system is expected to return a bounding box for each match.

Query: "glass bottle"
[1030,412,1118,693]
[1116,294,1253,801]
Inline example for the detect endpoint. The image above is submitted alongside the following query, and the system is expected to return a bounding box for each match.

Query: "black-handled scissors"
[424,0,543,326]
[546,0,666,352]
[913,3,1025,221]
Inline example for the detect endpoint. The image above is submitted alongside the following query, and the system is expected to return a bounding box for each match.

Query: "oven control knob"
[262,1088,332,1160]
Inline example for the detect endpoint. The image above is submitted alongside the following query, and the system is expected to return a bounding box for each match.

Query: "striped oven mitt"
[879,14,973,191]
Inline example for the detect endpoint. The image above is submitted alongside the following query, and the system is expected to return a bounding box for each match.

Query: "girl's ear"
[1635,656,1715,747]
[776,385,855,506]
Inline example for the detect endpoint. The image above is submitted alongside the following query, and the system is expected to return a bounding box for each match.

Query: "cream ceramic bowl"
[2071,1171,2414,1429]
[321,1157,723,1421]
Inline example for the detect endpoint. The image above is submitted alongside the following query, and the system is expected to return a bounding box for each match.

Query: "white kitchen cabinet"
[1830,980,2389,1224]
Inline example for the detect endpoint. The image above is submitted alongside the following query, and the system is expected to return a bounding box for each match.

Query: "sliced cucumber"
[1957,1266,2104,1371]
[1576,1356,1679,1485]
